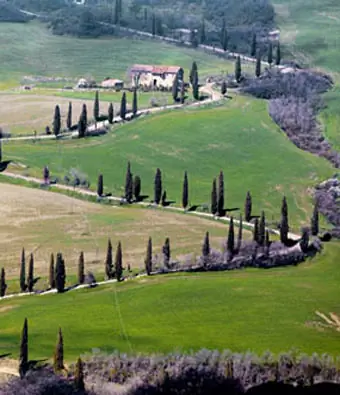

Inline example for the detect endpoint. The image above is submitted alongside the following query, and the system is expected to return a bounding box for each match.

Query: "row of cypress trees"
[19,318,85,389]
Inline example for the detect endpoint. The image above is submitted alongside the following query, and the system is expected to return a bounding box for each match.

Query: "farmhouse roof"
[130,64,182,74]
[101,78,123,85]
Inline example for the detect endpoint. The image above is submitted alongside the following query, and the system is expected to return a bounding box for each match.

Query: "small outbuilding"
[101,78,124,90]
[75,78,96,89]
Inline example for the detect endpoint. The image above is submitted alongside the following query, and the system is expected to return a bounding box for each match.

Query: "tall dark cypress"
[74,357,85,391]
[108,102,114,124]
[54,328,64,372]
[161,190,167,207]
[151,13,156,36]
[253,218,259,243]
[180,81,185,104]
[97,174,103,197]
[134,175,141,201]
[182,171,188,209]
[53,105,61,137]
[145,237,152,275]
[258,211,266,246]
[311,203,319,236]
[94,90,100,121]
[227,217,235,257]
[0,268,7,297]
[78,251,85,285]
[154,168,162,205]
[202,231,210,267]
[275,42,281,65]
[55,252,66,293]
[19,318,28,379]
[114,0,120,24]
[192,66,199,100]
[265,229,270,256]
[27,253,34,293]
[189,61,198,86]
[221,80,227,95]
[300,228,309,253]
[235,56,242,83]
[66,101,72,130]
[125,161,133,202]
[245,191,252,222]
[132,88,138,117]
[236,214,243,252]
[250,33,257,57]
[200,18,206,44]
[280,196,289,244]
[49,253,55,289]
[120,92,127,120]
[255,51,261,77]
[221,28,228,51]
[217,170,224,217]
[268,42,273,66]
[162,237,170,268]
[115,241,123,282]
[105,239,113,280]
[78,104,87,138]
[211,178,217,215]
[172,75,179,102]
[20,248,26,292]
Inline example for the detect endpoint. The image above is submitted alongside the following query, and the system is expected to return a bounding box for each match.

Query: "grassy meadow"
[1,241,339,360]
[4,95,334,230]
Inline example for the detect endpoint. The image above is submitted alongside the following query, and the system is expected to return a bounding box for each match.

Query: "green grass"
[5,95,334,230]
[1,242,339,360]
[0,21,236,88]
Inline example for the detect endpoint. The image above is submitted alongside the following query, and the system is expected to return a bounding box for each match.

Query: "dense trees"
[20,248,26,292]
[145,237,152,275]
[94,90,100,121]
[108,102,114,124]
[97,174,104,197]
[115,241,123,281]
[235,56,242,83]
[125,162,133,202]
[54,328,64,372]
[27,253,34,293]
[280,196,289,244]
[182,171,188,209]
[105,239,113,279]
[66,101,72,130]
[49,253,55,289]
[55,253,66,293]
[53,105,61,137]
[154,168,162,205]
[0,268,6,297]
[19,318,28,379]
[120,92,127,120]
[217,171,224,217]
[78,251,85,285]
[245,191,252,222]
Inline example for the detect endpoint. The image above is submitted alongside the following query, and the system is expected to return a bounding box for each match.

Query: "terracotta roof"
[130,64,181,74]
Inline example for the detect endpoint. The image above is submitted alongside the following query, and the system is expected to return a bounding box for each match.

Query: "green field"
[0,21,238,89]
[4,95,334,230]
[1,241,339,360]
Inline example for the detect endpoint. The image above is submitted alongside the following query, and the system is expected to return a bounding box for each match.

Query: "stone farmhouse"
[129,64,184,90]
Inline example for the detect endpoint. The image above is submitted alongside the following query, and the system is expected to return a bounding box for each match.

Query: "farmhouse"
[129,64,184,90]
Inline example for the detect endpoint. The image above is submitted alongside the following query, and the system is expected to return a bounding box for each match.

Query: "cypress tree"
[217,170,224,217]
[280,196,289,244]
[300,228,309,253]
[108,102,114,124]
[180,81,185,104]
[55,253,66,293]
[190,61,199,100]
[53,105,61,137]
[132,88,138,117]
[0,267,7,297]
[94,90,100,121]
[145,237,152,275]
[172,75,179,102]
[151,13,156,36]
[265,229,270,256]
[20,248,26,292]
[268,42,273,66]
[66,101,72,130]
[211,178,217,215]
[245,191,252,222]
[19,318,28,379]
[190,29,198,48]
[235,56,242,83]
[275,42,281,66]
[114,0,120,24]
[115,241,123,282]
[134,175,141,201]
[258,211,266,246]
[74,357,85,391]
[78,251,85,285]
[221,80,227,95]
[120,92,127,120]
[227,217,235,257]
[156,16,163,36]
[162,237,170,268]
[255,51,261,77]
[54,328,64,372]
[78,104,87,138]
[311,203,319,236]
[97,174,103,197]
[220,18,226,47]
[236,214,243,252]
[105,239,113,280]
[125,161,133,203]
[202,231,210,267]
[161,190,167,207]
[189,61,198,86]
[27,253,34,293]
[182,171,188,209]
[250,33,257,57]
[253,218,259,243]
[192,76,199,100]
[49,253,55,289]
[221,28,228,51]
[200,18,206,44]
[154,168,162,205]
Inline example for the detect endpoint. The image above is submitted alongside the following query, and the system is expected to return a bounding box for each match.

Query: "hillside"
[4,95,334,229]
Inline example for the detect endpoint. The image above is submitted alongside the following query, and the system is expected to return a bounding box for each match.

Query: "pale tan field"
[0,183,249,285]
